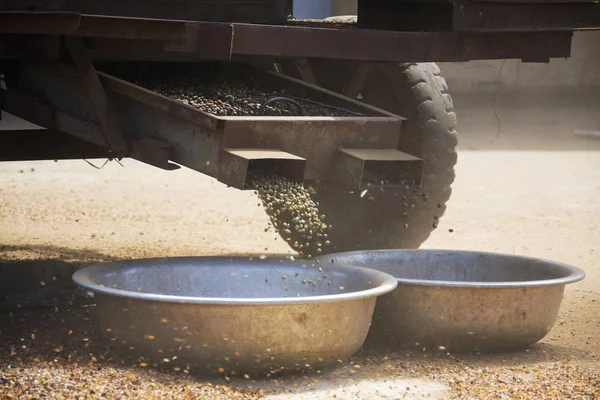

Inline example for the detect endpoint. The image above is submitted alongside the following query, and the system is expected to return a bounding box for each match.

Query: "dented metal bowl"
[318,250,585,352]
[72,256,397,375]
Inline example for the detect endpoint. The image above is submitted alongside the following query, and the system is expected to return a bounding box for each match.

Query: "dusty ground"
[1,90,600,398]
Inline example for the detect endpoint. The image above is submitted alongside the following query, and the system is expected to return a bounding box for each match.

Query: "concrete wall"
[439,31,600,93]
[328,1,600,92]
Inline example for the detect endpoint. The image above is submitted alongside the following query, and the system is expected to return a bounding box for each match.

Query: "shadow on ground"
[1,295,591,389]
[0,244,117,310]
[355,340,594,370]
[0,298,250,398]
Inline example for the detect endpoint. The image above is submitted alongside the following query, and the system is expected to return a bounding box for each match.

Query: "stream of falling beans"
[250,174,331,259]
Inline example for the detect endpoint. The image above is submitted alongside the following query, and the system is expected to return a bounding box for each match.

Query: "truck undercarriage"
[1,0,599,252]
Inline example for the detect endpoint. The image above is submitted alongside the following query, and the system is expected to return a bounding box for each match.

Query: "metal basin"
[317,250,585,352]
[72,256,397,374]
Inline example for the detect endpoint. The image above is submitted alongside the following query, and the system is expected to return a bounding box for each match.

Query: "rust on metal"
[334,148,424,190]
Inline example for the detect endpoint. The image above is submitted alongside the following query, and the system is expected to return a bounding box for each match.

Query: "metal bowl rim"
[322,249,586,288]
[72,256,398,305]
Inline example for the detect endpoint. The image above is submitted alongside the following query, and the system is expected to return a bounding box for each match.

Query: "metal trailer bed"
[0,7,592,172]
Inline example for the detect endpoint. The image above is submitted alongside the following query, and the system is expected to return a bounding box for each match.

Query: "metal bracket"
[128,138,180,171]
[279,59,318,86]
[64,36,177,170]
[64,36,128,157]
[344,62,376,99]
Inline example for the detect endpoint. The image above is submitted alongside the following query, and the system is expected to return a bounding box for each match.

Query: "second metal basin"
[318,250,585,352]
[72,256,397,375]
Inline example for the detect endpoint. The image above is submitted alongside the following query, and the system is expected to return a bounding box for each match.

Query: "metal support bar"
[344,62,375,99]
[276,59,318,85]
[230,24,574,62]
[280,58,319,85]
[64,37,176,169]
[295,59,318,85]
[64,36,128,156]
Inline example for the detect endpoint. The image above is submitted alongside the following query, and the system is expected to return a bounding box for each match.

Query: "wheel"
[292,61,458,252]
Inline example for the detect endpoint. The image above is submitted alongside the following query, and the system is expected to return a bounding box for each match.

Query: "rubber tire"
[304,62,458,252]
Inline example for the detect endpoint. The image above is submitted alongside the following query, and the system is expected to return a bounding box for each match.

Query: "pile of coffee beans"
[105,62,353,117]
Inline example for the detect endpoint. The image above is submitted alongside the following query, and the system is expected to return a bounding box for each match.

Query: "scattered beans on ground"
[3,301,598,399]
